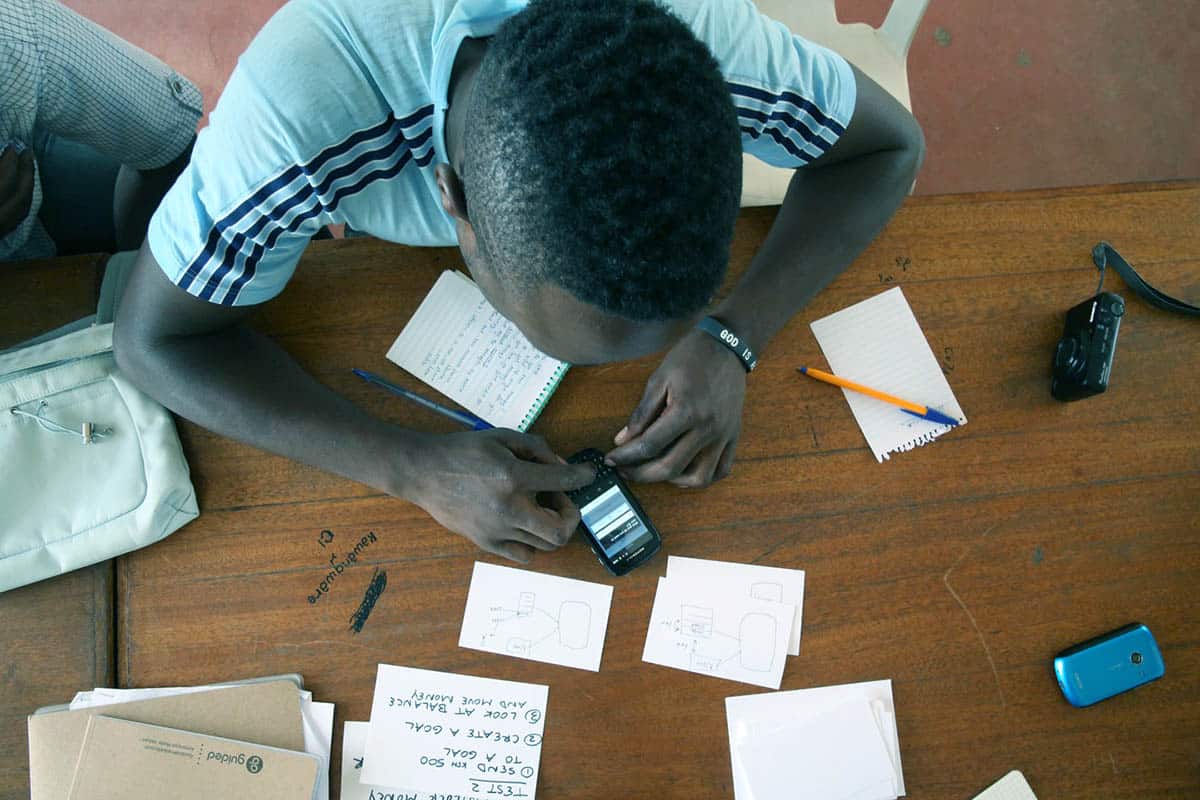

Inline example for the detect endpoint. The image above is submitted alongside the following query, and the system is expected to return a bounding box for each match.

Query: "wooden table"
[4,182,1198,799]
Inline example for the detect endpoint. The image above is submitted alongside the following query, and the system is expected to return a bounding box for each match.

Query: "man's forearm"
[117,321,419,497]
[715,146,921,351]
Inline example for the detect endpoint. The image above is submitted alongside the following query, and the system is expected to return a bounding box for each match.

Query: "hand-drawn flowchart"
[643,576,795,689]
[480,591,594,657]
[666,555,806,655]
[668,604,780,674]
[460,563,613,672]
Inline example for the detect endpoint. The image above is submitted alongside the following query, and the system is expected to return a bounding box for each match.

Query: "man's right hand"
[0,145,35,238]
[402,429,596,564]
[115,243,596,566]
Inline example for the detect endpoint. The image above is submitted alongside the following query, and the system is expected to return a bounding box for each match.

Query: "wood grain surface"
[0,564,113,800]
[4,183,1197,799]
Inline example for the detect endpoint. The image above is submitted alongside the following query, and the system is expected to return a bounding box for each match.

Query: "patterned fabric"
[149,0,855,307]
[0,0,202,260]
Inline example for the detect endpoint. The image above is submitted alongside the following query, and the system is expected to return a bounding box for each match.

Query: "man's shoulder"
[220,0,443,160]
[658,0,844,81]
[240,0,441,106]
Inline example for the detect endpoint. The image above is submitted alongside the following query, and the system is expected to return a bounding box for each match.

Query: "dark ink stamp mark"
[307,530,379,604]
[941,346,955,376]
[879,256,911,285]
[351,567,388,634]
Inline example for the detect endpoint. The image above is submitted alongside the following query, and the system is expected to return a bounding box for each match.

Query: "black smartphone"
[565,448,662,575]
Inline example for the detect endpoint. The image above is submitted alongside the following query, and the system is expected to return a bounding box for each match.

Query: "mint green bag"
[0,321,198,593]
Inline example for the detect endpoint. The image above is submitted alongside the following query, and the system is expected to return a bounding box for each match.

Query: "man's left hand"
[605,329,746,487]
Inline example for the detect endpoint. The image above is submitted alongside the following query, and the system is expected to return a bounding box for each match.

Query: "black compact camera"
[1052,242,1198,402]
[1051,291,1125,401]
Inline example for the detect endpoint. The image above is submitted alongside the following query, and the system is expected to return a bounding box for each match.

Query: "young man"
[115,0,924,563]
[0,0,201,261]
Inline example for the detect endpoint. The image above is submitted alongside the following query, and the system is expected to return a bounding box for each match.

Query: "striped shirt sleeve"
[147,0,435,307]
[715,3,858,168]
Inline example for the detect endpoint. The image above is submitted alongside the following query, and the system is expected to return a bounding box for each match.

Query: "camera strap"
[1093,242,1200,318]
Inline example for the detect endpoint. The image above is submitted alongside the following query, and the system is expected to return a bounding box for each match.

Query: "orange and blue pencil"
[798,366,960,426]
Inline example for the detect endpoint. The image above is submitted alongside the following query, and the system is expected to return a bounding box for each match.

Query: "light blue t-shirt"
[148,0,855,307]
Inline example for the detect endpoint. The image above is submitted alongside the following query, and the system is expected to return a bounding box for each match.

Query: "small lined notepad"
[386,271,569,431]
[811,287,966,462]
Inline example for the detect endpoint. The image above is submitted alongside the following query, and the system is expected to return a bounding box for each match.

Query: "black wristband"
[696,316,758,372]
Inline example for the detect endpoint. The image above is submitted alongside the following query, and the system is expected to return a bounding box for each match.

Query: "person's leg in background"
[32,130,120,256]
[34,129,193,256]
[111,137,194,251]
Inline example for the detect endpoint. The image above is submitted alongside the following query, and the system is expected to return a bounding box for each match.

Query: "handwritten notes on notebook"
[386,271,569,431]
[362,664,548,798]
[643,576,794,689]
[811,287,967,462]
[460,563,613,672]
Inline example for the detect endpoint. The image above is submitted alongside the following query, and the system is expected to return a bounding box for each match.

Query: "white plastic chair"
[740,0,930,206]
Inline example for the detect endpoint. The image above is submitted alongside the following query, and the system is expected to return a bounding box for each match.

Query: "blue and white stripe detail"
[728,81,847,165]
[177,104,436,306]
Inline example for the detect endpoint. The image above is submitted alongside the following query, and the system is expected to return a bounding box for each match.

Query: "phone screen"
[578,484,655,567]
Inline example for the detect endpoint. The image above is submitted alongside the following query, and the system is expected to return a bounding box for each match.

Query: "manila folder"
[67,715,318,800]
[28,679,303,800]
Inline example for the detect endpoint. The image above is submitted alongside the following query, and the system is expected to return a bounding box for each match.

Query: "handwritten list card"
[362,664,548,798]
[386,271,568,430]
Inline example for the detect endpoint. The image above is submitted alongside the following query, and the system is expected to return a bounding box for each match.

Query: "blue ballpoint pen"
[797,366,960,427]
[352,368,493,430]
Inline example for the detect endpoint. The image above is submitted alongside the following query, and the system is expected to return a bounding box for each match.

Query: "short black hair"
[463,0,742,322]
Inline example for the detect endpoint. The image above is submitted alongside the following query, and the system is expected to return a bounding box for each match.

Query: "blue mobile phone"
[1053,622,1164,707]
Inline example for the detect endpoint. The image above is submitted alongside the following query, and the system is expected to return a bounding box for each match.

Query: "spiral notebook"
[386,270,569,431]
[810,287,966,462]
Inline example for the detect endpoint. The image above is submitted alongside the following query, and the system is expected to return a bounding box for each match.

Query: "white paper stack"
[350,663,549,800]
[641,556,805,689]
[69,679,335,800]
[726,680,904,800]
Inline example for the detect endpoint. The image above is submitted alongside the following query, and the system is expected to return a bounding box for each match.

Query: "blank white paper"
[340,722,380,800]
[810,287,966,462]
[667,556,805,655]
[972,771,1038,800]
[726,679,905,800]
[643,576,794,690]
[361,664,548,797]
[459,562,614,671]
[342,721,427,800]
[386,270,568,431]
[302,700,335,800]
[735,697,898,800]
